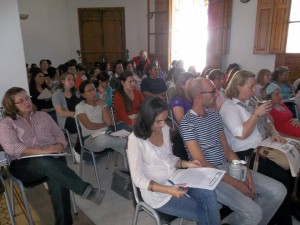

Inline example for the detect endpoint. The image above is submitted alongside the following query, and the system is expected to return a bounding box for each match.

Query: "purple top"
[170,96,192,121]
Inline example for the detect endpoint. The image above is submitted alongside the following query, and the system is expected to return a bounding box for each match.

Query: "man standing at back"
[180,78,286,225]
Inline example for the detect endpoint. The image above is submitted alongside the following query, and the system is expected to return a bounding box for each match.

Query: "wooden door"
[78,8,127,69]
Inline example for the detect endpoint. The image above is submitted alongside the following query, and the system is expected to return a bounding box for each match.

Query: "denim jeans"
[115,121,133,132]
[10,156,90,225]
[216,164,287,225]
[157,188,221,225]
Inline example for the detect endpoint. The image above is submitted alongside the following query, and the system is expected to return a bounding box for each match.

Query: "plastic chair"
[74,117,112,189]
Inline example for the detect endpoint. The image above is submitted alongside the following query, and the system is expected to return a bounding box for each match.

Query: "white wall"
[18,0,70,67]
[221,0,276,74]
[0,0,28,101]
[18,0,147,67]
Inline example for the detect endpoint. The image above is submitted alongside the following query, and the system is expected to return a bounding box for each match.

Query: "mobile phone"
[178,186,188,191]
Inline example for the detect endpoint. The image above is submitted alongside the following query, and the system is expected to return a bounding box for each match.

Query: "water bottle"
[229,160,247,181]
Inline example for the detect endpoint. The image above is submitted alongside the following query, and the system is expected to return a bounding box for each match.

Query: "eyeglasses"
[200,88,217,94]
[84,87,96,93]
[14,96,31,105]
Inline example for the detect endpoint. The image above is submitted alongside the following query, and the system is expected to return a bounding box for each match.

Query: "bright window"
[171,0,208,71]
[286,0,300,53]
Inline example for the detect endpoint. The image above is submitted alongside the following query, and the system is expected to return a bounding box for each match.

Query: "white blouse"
[127,125,179,208]
[219,98,262,152]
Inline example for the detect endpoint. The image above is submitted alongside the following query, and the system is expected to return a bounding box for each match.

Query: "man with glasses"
[179,78,286,225]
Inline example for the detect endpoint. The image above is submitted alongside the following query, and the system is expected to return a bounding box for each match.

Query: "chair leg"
[91,152,102,189]
[70,191,78,215]
[63,129,76,164]
[179,218,183,225]
[1,176,15,225]
[106,152,111,170]
[132,204,141,225]
[79,148,84,179]
[10,178,15,216]
[16,179,34,225]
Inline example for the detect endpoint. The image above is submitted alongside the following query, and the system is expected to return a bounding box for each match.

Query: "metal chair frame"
[75,117,113,189]
[62,128,77,164]
[0,174,15,225]
[126,149,184,225]
[5,154,77,225]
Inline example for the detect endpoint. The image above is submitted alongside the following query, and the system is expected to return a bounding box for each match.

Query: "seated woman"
[52,73,81,161]
[254,69,271,97]
[29,67,56,120]
[208,69,226,111]
[170,72,194,123]
[271,66,293,99]
[0,87,105,225]
[94,72,113,108]
[219,70,294,225]
[75,80,127,166]
[261,82,300,139]
[113,71,144,132]
[127,97,221,225]
[141,63,167,99]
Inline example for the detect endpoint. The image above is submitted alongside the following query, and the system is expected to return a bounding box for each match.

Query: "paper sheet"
[20,152,68,159]
[37,88,53,100]
[170,168,225,190]
[109,129,131,138]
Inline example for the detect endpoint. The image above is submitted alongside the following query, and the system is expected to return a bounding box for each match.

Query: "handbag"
[254,146,290,170]
[111,168,133,200]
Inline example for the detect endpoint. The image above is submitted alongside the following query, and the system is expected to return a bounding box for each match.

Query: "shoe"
[72,148,80,163]
[87,188,106,205]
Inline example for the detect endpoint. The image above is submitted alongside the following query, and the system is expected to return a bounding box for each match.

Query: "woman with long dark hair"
[113,70,144,132]
[127,97,221,225]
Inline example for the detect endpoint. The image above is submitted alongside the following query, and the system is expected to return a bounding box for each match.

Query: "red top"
[132,56,151,70]
[114,89,144,125]
[74,76,84,90]
[269,103,300,137]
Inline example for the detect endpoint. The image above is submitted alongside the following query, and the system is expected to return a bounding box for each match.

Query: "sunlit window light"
[171,0,208,72]
[286,0,300,53]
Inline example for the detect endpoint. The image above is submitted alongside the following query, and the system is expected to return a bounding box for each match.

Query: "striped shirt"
[180,109,227,166]
[0,111,67,161]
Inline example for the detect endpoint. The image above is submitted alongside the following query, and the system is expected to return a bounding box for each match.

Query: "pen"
[167,180,191,198]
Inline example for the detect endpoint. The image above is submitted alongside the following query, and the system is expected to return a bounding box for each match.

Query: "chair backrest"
[166,89,179,130]
[74,117,84,148]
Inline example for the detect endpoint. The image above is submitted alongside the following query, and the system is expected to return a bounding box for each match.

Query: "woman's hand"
[271,133,287,144]
[254,101,272,117]
[290,118,300,128]
[168,184,188,198]
[182,160,202,168]
[245,171,255,195]
[43,143,64,154]
[95,99,106,107]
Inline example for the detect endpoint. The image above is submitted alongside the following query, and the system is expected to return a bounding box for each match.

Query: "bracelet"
[101,104,107,109]
[148,180,154,192]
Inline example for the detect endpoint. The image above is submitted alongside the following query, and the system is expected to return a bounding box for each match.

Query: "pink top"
[0,111,67,160]
[269,103,300,137]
